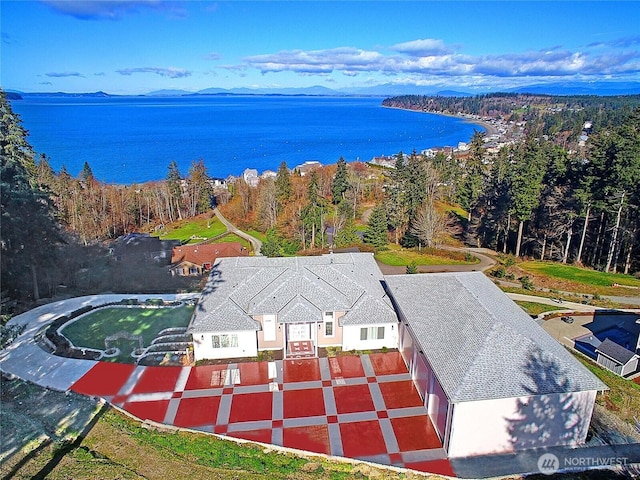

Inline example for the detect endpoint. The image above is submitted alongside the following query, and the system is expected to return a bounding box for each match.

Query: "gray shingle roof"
[596,338,637,364]
[188,253,396,333]
[384,272,607,402]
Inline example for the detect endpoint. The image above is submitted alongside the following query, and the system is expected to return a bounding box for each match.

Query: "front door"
[287,323,315,358]
[288,323,310,341]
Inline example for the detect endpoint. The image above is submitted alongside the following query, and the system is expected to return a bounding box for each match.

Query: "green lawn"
[247,229,267,242]
[375,245,478,266]
[156,217,227,244]
[573,352,640,425]
[520,261,640,289]
[515,301,557,317]
[61,305,194,363]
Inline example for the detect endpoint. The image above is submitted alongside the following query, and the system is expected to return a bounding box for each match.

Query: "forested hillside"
[383,93,640,148]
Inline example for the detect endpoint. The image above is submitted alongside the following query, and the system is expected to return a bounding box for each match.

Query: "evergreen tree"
[1,89,62,301]
[363,204,388,249]
[300,171,328,249]
[166,160,183,220]
[275,160,292,208]
[331,157,350,204]
[261,227,284,257]
[509,138,547,257]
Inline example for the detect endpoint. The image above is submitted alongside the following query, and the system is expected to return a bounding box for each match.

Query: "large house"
[170,242,248,276]
[188,253,607,458]
[188,253,398,360]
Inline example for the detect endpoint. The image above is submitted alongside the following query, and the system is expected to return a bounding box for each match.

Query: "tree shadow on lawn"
[0,376,105,478]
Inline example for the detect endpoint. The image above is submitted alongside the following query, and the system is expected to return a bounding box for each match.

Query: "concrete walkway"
[0,294,198,391]
[213,207,263,255]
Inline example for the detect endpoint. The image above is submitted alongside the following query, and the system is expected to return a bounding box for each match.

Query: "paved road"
[377,246,497,275]
[213,207,263,255]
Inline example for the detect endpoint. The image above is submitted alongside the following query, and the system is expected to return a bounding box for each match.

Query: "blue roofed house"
[188,253,398,361]
[383,272,607,458]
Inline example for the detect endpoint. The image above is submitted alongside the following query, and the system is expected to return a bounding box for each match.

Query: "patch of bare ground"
[0,375,101,473]
[588,404,640,446]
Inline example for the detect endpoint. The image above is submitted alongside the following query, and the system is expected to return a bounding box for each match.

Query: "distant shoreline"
[382,104,498,137]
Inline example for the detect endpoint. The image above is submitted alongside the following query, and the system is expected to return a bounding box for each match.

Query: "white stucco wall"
[342,323,398,351]
[192,330,257,361]
[447,390,598,458]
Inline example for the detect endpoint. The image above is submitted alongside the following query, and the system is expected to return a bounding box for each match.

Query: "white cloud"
[390,38,455,57]
[237,38,640,83]
[40,0,186,20]
[46,71,85,77]
[117,67,191,78]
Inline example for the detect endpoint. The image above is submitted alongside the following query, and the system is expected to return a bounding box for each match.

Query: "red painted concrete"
[283,358,321,383]
[339,420,387,457]
[379,380,424,409]
[283,388,325,418]
[391,415,442,451]
[283,425,331,455]
[173,396,221,428]
[328,355,365,378]
[70,362,136,397]
[70,354,452,476]
[228,391,273,423]
[368,352,407,375]
[238,361,270,386]
[184,364,227,390]
[131,366,182,394]
[122,399,170,424]
[332,383,375,414]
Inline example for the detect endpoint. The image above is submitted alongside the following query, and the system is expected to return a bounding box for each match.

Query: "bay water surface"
[10,95,482,184]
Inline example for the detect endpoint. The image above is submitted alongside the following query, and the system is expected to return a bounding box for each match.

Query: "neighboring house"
[109,233,180,265]
[188,253,398,361]
[595,338,639,377]
[243,168,260,187]
[293,160,322,176]
[209,177,228,189]
[170,242,248,276]
[383,272,607,458]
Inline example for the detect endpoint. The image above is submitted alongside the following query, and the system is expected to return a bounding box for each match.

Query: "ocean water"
[10,95,483,184]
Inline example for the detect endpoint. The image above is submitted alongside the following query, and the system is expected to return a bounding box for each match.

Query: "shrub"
[519,276,535,291]
[492,267,506,278]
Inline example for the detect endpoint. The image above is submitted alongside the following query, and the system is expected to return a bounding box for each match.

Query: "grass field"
[156,216,227,244]
[519,261,640,297]
[573,353,640,425]
[60,305,194,362]
[514,301,557,317]
[375,244,478,267]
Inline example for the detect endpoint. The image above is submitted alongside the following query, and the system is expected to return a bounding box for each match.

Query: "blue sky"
[2,1,640,94]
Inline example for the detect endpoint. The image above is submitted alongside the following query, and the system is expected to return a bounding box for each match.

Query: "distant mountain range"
[8,81,640,98]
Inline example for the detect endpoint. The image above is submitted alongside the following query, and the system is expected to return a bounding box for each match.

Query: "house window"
[212,334,238,349]
[323,311,334,337]
[360,326,385,341]
[263,314,277,342]
[189,267,199,275]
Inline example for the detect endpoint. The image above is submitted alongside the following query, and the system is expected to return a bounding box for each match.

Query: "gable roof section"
[188,253,396,334]
[171,242,247,266]
[384,272,607,403]
[596,338,637,365]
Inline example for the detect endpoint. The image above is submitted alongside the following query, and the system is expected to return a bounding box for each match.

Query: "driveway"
[213,208,263,255]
